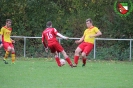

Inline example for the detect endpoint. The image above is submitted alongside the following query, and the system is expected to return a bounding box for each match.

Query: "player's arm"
[57,33,69,39]
[42,33,48,48]
[10,38,15,43]
[42,33,49,52]
[75,35,84,44]
[53,28,69,39]
[90,30,102,38]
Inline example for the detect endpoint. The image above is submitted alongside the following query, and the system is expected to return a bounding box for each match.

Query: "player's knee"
[75,49,80,54]
[81,52,86,57]
[62,53,68,58]
[54,54,58,58]
[64,54,68,58]
[11,49,15,53]
[7,47,12,51]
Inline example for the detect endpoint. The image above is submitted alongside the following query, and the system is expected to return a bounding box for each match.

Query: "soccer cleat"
[70,64,73,68]
[4,61,8,64]
[82,64,85,67]
[3,59,8,64]
[73,64,77,67]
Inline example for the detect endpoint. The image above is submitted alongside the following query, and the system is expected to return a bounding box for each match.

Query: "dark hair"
[6,19,12,23]
[46,21,52,27]
[86,18,93,23]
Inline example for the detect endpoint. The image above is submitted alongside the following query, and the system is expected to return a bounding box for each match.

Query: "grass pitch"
[0,58,133,88]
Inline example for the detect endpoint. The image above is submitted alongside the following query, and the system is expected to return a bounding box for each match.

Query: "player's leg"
[54,42,73,67]
[81,52,87,67]
[54,51,62,67]
[49,44,62,67]
[10,45,16,64]
[81,43,94,67]
[3,43,11,64]
[61,50,73,67]
[73,47,82,66]
[73,43,85,67]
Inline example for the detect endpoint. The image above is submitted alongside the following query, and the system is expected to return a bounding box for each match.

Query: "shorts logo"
[114,0,133,17]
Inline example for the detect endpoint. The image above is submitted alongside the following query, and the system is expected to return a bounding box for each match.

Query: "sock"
[82,58,87,65]
[65,57,72,65]
[55,57,61,67]
[74,56,79,65]
[11,52,16,63]
[4,51,10,60]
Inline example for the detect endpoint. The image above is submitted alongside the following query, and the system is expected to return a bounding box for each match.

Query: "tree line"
[0,0,133,60]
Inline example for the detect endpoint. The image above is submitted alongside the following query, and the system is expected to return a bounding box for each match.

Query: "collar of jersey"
[88,26,94,30]
[3,26,12,31]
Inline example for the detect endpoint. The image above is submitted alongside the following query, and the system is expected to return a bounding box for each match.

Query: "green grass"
[0,58,133,88]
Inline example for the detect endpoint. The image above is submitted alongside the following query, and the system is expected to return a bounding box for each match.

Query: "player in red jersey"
[0,19,16,64]
[42,21,73,67]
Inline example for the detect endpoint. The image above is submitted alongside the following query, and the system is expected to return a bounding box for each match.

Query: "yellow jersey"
[1,26,12,43]
[83,26,100,44]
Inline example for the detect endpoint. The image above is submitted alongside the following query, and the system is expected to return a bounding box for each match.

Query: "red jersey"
[42,27,58,45]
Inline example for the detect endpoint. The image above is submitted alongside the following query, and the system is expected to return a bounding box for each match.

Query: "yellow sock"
[4,51,9,60]
[11,53,16,63]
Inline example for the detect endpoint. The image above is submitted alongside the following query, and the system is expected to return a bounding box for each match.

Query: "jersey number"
[47,32,53,39]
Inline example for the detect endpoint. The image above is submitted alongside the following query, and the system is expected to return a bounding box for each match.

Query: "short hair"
[86,18,93,23]
[46,21,52,27]
[6,19,12,23]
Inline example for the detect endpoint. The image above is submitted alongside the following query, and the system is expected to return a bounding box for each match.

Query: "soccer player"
[0,19,16,64]
[73,18,102,67]
[42,21,73,67]
[0,32,3,48]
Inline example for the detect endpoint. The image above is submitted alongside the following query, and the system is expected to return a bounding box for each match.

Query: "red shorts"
[78,42,94,56]
[3,42,14,51]
[48,41,64,53]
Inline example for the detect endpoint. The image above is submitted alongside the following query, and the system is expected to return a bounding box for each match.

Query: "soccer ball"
[60,59,66,65]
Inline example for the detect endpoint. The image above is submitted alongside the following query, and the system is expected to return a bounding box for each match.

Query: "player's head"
[46,21,52,28]
[86,18,93,28]
[6,19,12,27]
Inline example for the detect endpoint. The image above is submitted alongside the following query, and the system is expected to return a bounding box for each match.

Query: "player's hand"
[65,37,69,40]
[45,47,48,53]
[75,40,80,44]
[12,40,15,43]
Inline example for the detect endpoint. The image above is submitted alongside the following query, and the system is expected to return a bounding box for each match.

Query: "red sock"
[55,57,61,67]
[65,57,72,65]
[74,56,79,65]
[82,58,87,65]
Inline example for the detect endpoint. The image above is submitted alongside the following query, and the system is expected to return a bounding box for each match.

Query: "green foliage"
[0,0,133,60]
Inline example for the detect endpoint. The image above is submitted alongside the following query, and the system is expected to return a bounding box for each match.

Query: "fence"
[10,36,133,61]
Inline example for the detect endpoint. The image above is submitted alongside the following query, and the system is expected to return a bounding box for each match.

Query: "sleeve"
[42,32,47,48]
[83,29,86,36]
[94,27,100,33]
[53,28,58,35]
[1,27,4,35]
[57,33,67,39]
